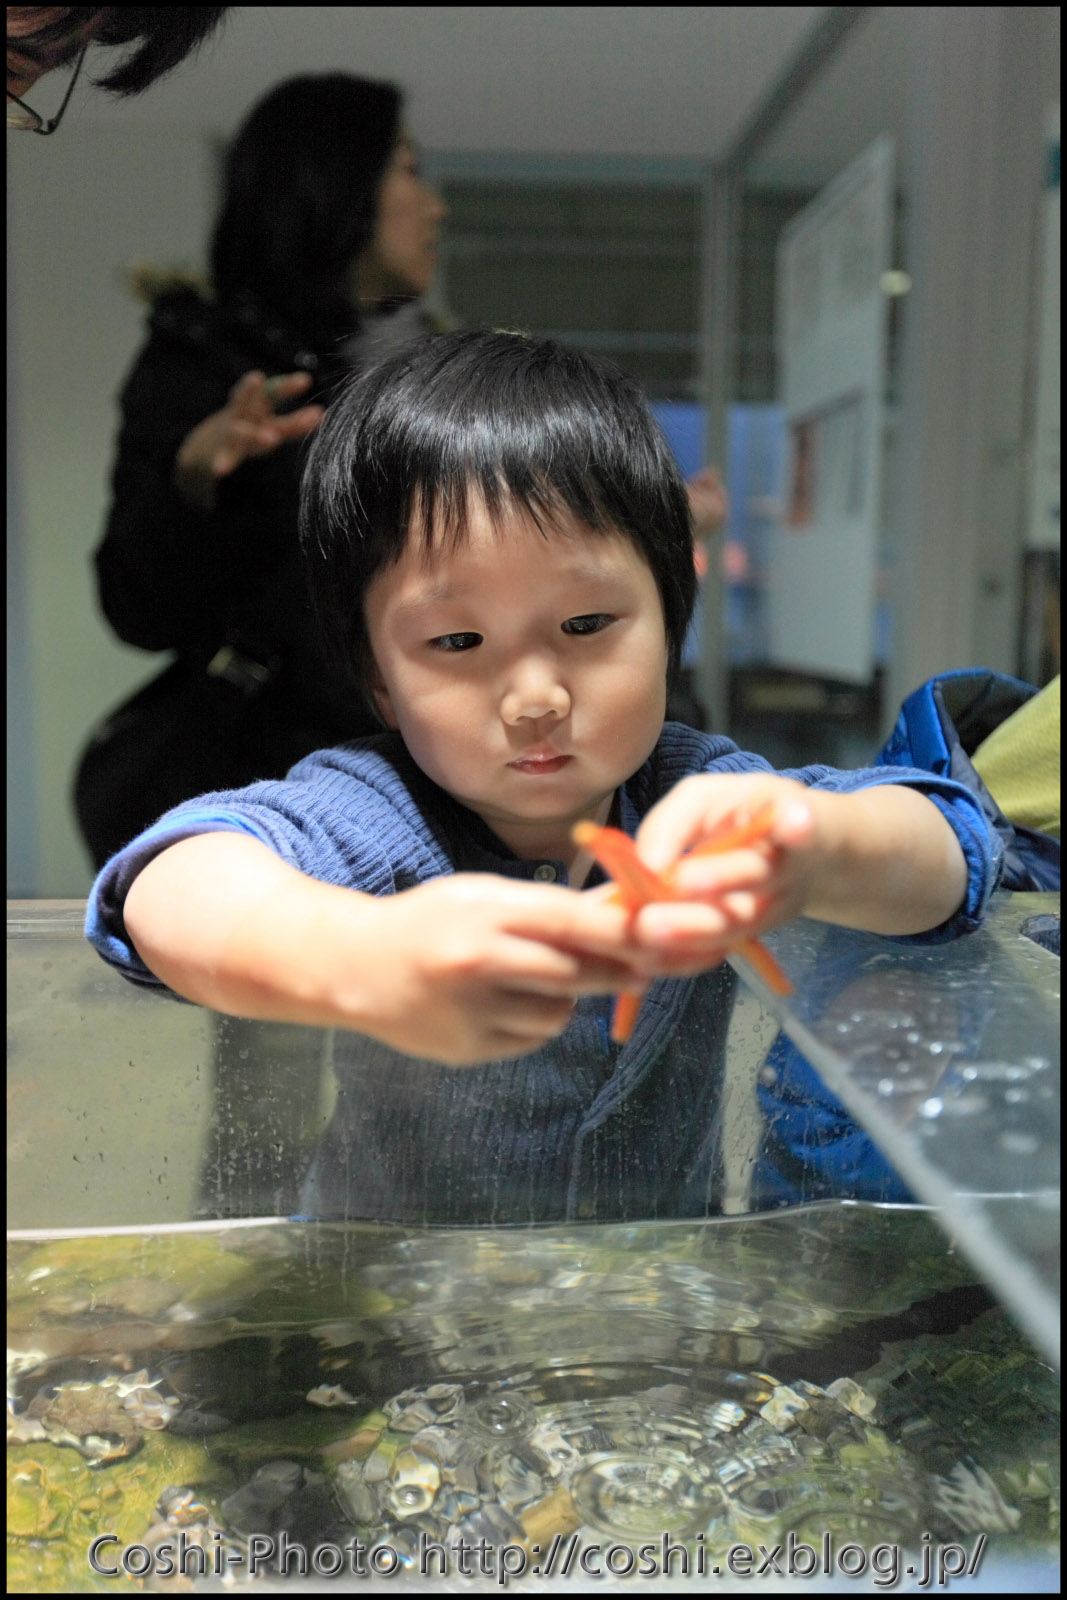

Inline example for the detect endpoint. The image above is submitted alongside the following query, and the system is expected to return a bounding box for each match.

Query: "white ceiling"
[746,6,910,185]
[40,7,1064,194]
[74,5,831,163]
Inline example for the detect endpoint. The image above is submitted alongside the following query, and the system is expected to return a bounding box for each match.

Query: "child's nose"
[500,656,570,724]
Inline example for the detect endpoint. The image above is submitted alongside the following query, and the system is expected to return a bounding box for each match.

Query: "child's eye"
[430,632,482,652]
[562,613,614,636]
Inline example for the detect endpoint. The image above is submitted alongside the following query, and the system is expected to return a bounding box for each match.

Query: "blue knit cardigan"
[86,723,1001,1224]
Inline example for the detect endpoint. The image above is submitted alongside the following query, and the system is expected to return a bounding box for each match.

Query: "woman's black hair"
[299,329,697,709]
[8,8,228,94]
[210,73,403,348]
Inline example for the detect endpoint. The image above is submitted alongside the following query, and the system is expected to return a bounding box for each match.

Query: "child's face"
[364,496,669,863]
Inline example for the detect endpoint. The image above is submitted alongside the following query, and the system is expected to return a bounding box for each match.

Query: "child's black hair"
[299,329,697,710]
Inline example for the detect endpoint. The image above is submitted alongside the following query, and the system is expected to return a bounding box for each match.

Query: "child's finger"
[495,935,647,995]
[642,787,814,876]
[579,880,626,908]
[630,899,733,945]
[628,948,732,980]
[495,883,636,954]
[636,778,779,873]
[489,989,578,1041]
[631,886,782,947]
[763,796,816,848]
[670,845,776,898]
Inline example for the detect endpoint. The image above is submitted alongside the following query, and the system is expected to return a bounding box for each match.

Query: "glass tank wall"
[6,896,1060,1593]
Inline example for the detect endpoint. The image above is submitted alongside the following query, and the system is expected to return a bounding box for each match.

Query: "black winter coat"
[75,288,377,867]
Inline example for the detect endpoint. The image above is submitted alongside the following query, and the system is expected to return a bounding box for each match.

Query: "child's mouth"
[509,753,572,775]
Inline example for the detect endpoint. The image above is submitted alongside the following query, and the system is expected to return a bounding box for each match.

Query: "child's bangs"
[405,459,624,564]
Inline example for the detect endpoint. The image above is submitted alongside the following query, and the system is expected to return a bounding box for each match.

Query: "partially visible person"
[669,464,728,729]
[972,674,1060,842]
[686,464,728,546]
[7,6,227,130]
[73,73,447,870]
[879,667,1060,891]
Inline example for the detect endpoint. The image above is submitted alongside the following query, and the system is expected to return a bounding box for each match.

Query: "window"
[434,174,702,399]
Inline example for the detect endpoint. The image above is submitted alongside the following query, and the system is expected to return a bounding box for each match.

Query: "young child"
[87,330,1001,1225]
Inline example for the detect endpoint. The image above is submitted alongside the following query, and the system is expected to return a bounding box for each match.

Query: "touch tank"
[7,894,1060,1592]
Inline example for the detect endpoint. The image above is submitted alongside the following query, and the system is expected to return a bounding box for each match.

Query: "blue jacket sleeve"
[84,753,409,987]
[85,809,290,989]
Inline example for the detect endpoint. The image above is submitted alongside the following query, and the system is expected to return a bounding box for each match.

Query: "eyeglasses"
[6,40,88,135]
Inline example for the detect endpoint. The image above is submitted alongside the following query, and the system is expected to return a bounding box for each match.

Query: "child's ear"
[368,663,399,729]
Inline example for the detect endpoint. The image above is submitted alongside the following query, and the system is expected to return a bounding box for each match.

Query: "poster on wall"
[766,136,894,683]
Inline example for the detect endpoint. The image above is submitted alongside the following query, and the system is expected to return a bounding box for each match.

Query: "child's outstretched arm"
[622,773,970,972]
[123,833,647,1065]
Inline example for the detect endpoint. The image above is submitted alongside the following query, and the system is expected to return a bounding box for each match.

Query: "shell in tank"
[384,1382,464,1432]
[385,1446,442,1518]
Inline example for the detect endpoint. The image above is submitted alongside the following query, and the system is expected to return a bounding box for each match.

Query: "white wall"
[8,129,216,894]
[746,5,1061,718]
[883,6,1060,723]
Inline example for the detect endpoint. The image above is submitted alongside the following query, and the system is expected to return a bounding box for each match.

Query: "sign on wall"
[766,136,894,682]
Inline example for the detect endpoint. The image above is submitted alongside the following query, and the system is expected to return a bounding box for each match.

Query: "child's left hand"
[620,774,820,977]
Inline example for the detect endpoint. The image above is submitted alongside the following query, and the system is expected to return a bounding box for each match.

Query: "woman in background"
[72,74,446,1218]
[74,72,446,868]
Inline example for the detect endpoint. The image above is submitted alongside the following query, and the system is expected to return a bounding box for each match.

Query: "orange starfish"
[573,802,793,1042]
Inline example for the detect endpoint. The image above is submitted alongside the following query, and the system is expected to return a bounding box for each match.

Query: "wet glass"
[8,891,1060,1362]
[744,891,1060,1368]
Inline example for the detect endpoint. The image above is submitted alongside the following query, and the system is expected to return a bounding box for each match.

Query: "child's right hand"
[123,834,646,1066]
[354,875,645,1062]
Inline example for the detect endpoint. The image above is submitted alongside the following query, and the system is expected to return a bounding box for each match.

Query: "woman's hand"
[173,370,325,511]
[686,465,728,540]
